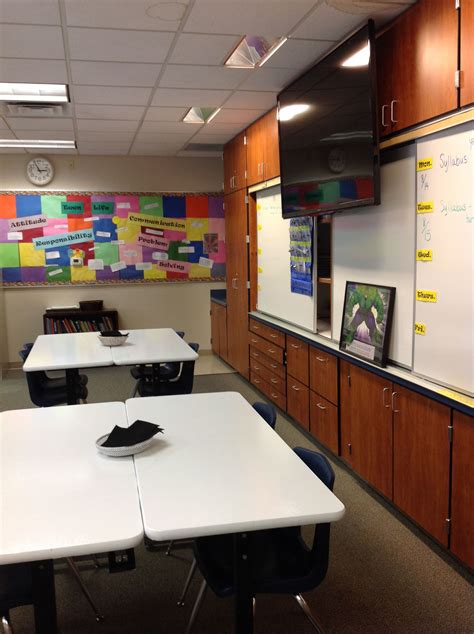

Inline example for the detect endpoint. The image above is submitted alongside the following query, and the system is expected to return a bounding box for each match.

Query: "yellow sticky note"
[257,284,261,291]
[416,249,432,261]
[416,289,437,302]
[417,158,433,171]
[19,242,45,267]
[257,224,262,231]
[258,266,263,273]
[417,201,434,213]
[257,248,262,255]
[438,389,474,408]
[71,266,96,282]
[414,322,426,335]
[257,204,261,211]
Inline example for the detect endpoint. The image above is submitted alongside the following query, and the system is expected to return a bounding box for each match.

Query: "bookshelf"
[43,308,119,335]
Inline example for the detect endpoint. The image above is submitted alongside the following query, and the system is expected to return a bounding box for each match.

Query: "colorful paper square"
[186,241,204,264]
[119,265,143,280]
[186,218,208,241]
[67,194,91,213]
[189,264,211,279]
[211,263,226,278]
[167,242,188,262]
[186,195,208,218]
[0,243,20,267]
[2,267,22,282]
[163,195,185,218]
[0,194,17,219]
[0,219,9,241]
[115,196,140,218]
[119,244,142,265]
[93,217,117,242]
[144,267,166,280]
[16,195,41,217]
[96,268,119,282]
[94,243,119,265]
[45,266,71,283]
[208,218,225,238]
[71,266,97,282]
[21,267,45,283]
[140,196,163,216]
[21,227,45,243]
[41,195,67,218]
[19,243,46,267]
[208,196,224,218]
[45,246,70,267]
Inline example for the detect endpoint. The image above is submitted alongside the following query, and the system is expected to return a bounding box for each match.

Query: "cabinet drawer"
[250,372,287,410]
[309,348,338,405]
[286,375,310,431]
[248,331,284,364]
[250,359,286,395]
[249,318,285,348]
[249,346,286,378]
[286,335,309,385]
[310,392,339,454]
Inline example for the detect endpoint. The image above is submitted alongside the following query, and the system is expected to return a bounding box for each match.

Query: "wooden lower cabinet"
[393,387,450,546]
[309,347,338,405]
[287,375,310,431]
[286,336,309,385]
[310,392,338,454]
[210,302,227,360]
[450,411,474,568]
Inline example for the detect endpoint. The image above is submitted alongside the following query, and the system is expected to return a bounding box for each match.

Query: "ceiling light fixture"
[0,83,69,103]
[183,107,220,124]
[0,139,76,149]
[341,43,370,68]
[278,104,310,121]
[258,37,288,67]
[224,35,288,68]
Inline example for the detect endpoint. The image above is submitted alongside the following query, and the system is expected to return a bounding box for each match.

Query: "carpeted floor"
[1,366,473,634]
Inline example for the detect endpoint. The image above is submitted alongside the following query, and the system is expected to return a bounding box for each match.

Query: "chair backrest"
[293,447,335,491]
[19,345,69,407]
[143,342,199,397]
[175,331,185,338]
[252,402,277,429]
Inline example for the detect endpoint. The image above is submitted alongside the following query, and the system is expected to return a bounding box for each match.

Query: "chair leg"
[184,579,207,634]
[92,555,101,569]
[293,594,324,633]
[66,558,104,622]
[165,540,174,556]
[130,382,139,399]
[1,615,13,634]
[177,557,198,607]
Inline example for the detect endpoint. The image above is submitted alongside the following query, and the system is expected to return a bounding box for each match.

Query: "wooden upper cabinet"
[262,108,280,181]
[377,0,458,136]
[246,107,279,186]
[223,132,247,195]
[461,0,474,107]
[451,411,474,568]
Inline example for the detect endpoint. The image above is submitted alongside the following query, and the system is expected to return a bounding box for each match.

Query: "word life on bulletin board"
[0,193,225,285]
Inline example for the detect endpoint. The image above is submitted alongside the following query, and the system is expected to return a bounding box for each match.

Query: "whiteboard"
[413,124,473,395]
[256,186,315,331]
[332,152,416,368]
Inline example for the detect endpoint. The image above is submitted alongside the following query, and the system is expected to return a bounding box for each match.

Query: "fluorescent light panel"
[225,35,287,68]
[0,139,76,149]
[341,43,370,68]
[183,107,220,124]
[0,83,69,103]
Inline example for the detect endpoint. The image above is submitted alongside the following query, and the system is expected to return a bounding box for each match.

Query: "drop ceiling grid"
[0,0,416,156]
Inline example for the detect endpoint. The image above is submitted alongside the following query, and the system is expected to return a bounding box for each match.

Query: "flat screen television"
[278,21,380,218]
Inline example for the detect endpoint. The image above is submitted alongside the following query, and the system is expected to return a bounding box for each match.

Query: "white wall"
[1,153,224,364]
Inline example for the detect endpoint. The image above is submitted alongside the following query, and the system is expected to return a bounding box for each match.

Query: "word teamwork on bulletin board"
[0,192,225,286]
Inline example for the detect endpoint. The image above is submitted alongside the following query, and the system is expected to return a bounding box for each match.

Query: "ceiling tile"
[12,130,75,141]
[213,108,265,124]
[183,0,317,36]
[237,66,296,92]
[0,148,26,153]
[264,38,331,69]
[290,3,365,40]
[144,106,188,122]
[169,33,241,65]
[76,119,139,132]
[71,61,161,87]
[177,149,222,157]
[223,90,277,109]
[6,117,74,131]
[73,85,152,106]
[151,88,231,107]
[68,28,175,63]
[140,120,202,133]
[0,25,65,59]
[0,59,68,84]
[134,130,196,144]
[0,128,15,139]
[75,104,146,120]
[0,0,61,25]
[130,143,183,156]
[202,121,248,135]
[190,131,234,144]
[0,117,10,130]
[76,130,136,142]
[159,65,249,90]
[27,148,78,154]
[78,141,131,154]
[64,0,188,31]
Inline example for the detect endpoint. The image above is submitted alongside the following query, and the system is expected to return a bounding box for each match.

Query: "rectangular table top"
[111,328,199,365]
[22,332,114,372]
[126,392,345,542]
[0,402,143,565]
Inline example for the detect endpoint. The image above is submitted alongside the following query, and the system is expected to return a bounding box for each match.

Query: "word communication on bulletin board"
[0,192,225,286]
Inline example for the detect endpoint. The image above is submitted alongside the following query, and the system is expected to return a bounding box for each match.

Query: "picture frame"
[339,281,396,367]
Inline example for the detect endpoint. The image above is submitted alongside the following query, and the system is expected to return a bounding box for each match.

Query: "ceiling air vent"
[2,102,71,116]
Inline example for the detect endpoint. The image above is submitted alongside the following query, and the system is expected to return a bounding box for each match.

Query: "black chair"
[19,346,88,407]
[137,342,199,398]
[184,448,336,633]
[0,563,33,633]
[252,402,277,429]
[130,331,185,397]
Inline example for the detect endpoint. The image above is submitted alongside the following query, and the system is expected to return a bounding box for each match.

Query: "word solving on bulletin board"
[0,192,225,286]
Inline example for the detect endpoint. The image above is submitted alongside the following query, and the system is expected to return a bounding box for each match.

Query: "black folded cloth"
[100,330,128,337]
[101,419,164,447]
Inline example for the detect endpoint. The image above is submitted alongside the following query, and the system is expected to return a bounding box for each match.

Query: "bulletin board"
[0,192,225,286]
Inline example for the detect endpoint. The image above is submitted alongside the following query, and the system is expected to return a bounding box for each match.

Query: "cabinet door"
[376,27,395,138]
[263,108,280,181]
[233,131,247,191]
[223,139,234,195]
[286,335,309,385]
[310,392,338,454]
[246,117,265,186]
[210,303,220,355]
[393,386,450,545]
[287,375,310,431]
[225,190,249,377]
[217,305,228,361]
[451,411,474,568]
[461,0,474,107]
[309,348,338,405]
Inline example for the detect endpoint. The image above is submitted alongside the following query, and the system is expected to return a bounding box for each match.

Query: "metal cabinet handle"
[390,100,399,123]
[291,385,301,391]
[381,104,389,127]
[253,352,260,358]
[392,391,400,413]
[271,393,279,399]
[291,344,301,349]
[270,378,278,384]
[253,366,260,371]
[316,403,326,411]
[269,334,278,339]
[268,348,276,354]
[382,387,390,408]
[253,324,259,329]
[253,378,261,384]
[316,356,327,362]
[251,338,258,343]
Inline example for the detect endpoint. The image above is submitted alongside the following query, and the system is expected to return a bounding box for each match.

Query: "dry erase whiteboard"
[256,186,315,331]
[413,124,473,395]
[332,152,416,368]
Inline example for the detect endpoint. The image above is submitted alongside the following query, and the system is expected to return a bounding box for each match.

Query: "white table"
[0,402,144,632]
[111,328,198,365]
[126,392,345,633]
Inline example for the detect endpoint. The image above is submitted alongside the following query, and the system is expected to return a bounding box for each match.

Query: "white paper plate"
[96,433,154,457]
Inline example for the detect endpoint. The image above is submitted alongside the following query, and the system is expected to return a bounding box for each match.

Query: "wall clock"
[328,147,346,174]
[26,157,55,186]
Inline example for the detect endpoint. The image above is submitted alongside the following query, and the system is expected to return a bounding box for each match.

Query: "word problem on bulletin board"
[0,192,225,285]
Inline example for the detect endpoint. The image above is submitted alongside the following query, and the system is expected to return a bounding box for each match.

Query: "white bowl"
[95,433,154,457]
[98,334,128,347]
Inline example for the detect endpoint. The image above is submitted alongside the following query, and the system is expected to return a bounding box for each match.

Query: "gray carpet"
[1,367,473,634]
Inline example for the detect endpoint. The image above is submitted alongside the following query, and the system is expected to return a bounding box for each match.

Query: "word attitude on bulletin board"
[0,192,225,286]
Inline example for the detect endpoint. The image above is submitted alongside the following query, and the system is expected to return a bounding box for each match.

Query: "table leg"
[234,532,254,634]
[65,368,79,405]
[31,560,57,634]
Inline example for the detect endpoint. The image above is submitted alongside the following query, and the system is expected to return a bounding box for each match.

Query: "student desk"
[126,392,345,634]
[0,402,143,633]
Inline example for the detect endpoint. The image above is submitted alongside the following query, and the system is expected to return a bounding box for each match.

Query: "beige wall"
[1,153,224,364]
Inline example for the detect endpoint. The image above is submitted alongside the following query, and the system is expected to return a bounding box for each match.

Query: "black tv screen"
[278,22,380,218]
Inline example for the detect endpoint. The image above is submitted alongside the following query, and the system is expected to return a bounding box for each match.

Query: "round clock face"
[328,147,346,174]
[26,157,54,186]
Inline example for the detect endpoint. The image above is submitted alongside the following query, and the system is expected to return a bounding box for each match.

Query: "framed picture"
[339,281,396,367]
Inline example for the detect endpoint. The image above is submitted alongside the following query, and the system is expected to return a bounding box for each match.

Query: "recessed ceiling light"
[146,2,186,21]
[0,139,76,149]
[224,36,287,68]
[279,104,310,121]
[0,83,69,103]
[183,107,221,124]
[341,43,370,68]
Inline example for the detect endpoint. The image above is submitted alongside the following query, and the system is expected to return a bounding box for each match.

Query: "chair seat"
[130,363,180,382]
